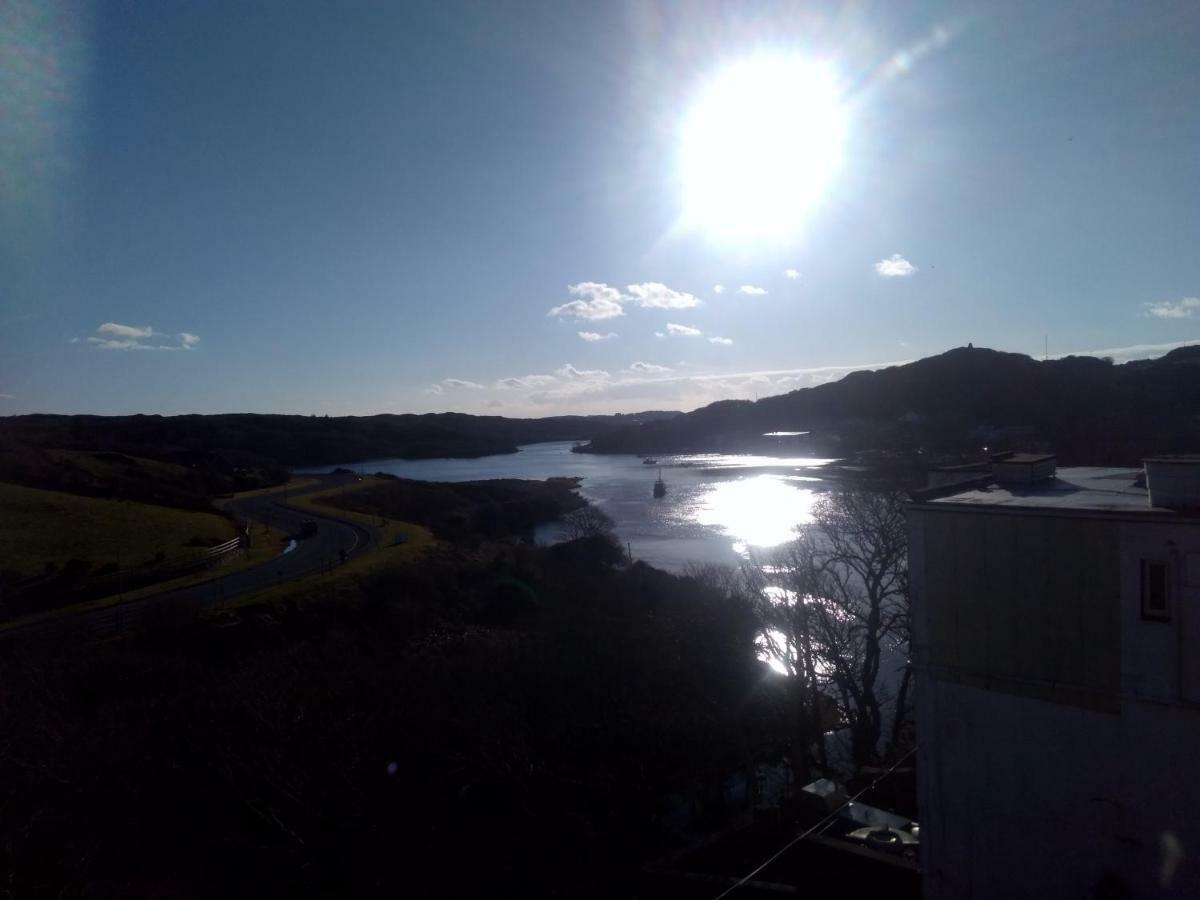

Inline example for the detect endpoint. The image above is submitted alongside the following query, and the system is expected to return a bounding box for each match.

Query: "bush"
[547,533,624,568]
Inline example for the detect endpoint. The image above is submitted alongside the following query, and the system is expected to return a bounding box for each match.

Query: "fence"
[2,530,250,619]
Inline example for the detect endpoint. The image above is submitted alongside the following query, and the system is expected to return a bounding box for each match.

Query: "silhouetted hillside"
[581,346,1200,465]
[0,410,681,472]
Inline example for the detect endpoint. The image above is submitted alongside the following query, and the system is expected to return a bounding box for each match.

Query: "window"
[1140,560,1170,621]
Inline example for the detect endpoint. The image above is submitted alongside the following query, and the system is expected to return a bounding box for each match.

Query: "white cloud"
[708,336,733,345]
[713,284,725,294]
[548,282,625,320]
[98,322,155,339]
[442,378,485,390]
[875,254,917,277]
[87,337,144,350]
[665,323,702,337]
[784,269,801,280]
[578,330,617,342]
[496,374,558,389]
[555,363,610,380]
[0,393,13,400]
[625,282,701,310]
[627,361,671,374]
[654,331,666,338]
[1055,339,1200,364]
[426,384,444,395]
[738,285,767,296]
[1142,297,1200,319]
[80,323,199,351]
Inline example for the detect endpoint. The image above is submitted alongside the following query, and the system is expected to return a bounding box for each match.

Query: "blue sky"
[2,0,1198,416]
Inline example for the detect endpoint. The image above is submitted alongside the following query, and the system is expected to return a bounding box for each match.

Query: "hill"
[0,410,679,467]
[580,346,1200,465]
[0,411,681,502]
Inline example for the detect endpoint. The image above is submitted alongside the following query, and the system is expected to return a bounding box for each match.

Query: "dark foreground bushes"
[0,547,786,898]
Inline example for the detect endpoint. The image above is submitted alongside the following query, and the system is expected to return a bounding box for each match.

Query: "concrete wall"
[917,680,1200,899]
[1119,521,1200,704]
[912,508,1121,713]
[910,507,1200,899]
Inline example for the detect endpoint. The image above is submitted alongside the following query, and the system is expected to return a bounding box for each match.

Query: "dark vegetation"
[320,474,588,543]
[0,445,270,511]
[0,539,787,898]
[0,410,680,484]
[581,345,1200,464]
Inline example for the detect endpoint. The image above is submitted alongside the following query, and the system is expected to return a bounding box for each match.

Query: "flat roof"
[993,453,1056,464]
[922,466,1177,515]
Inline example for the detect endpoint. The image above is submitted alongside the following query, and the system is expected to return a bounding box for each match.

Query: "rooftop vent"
[991,453,1057,485]
[1145,457,1200,510]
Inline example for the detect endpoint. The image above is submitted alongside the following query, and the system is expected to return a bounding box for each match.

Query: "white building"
[908,457,1200,899]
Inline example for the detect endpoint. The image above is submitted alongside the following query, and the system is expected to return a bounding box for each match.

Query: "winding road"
[5,475,376,641]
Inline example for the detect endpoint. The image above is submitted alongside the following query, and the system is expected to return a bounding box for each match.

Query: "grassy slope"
[212,478,435,612]
[0,482,237,580]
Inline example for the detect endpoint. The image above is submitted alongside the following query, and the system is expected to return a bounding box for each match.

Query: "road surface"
[5,475,376,641]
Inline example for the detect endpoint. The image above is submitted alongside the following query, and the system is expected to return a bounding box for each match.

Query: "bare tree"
[561,504,616,541]
[752,490,911,772]
[742,542,829,782]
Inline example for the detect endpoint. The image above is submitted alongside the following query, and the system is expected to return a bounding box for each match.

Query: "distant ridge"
[580,345,1200,465]
[0,410,683,480]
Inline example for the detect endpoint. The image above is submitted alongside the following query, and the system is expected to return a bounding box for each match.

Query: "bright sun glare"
[679,54,846,243]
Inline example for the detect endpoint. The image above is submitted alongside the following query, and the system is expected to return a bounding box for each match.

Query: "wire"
[712,745,919,899]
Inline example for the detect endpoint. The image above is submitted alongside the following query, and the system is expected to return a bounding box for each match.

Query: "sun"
[679,54,846,244]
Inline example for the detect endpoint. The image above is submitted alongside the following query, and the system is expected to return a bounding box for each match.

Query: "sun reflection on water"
[693,475,817,555]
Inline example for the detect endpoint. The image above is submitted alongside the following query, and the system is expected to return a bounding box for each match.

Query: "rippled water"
[299,441,835,571]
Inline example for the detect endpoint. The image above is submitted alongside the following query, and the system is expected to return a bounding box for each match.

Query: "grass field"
[0,481,238,581]
[212,478,435,613]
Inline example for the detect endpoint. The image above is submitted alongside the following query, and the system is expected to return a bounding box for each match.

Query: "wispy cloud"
[708,336,733,345]
[555,363,610,380]
[627,361,671,374]
[578,330,617,342]
[875,254,917,277]
[548,282,625,320]
[496,374,558,389]
[98,322,154,339]
[1142,297,1200,319]
[665,323,702,337]
[625,282,701,310]
[426,384,444,395]
[738,285,767,296]
[80,322,200,351]
[0,393,13,400]
[442,378,485,389]
[1056,339,1199,363]
[713,284,725,294]
[784,269,801,280]
[550,280,704,320]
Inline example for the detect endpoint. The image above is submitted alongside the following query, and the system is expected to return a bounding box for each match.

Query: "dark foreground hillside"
[582,345,1200,464]
[0,543,783,898]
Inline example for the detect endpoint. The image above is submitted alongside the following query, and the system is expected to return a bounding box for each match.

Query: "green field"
[0,481,238,581]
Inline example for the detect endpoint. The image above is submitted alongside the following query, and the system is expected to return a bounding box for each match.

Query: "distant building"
[908,456,1200,898]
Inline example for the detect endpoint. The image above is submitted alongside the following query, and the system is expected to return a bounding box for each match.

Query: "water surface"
[301,442,834,571]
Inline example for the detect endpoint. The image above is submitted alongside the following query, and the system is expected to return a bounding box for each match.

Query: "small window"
[1141,560,1170,621]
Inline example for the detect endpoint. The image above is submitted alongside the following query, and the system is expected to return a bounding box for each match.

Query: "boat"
[642,457,657,465]
[653,470,667,498]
